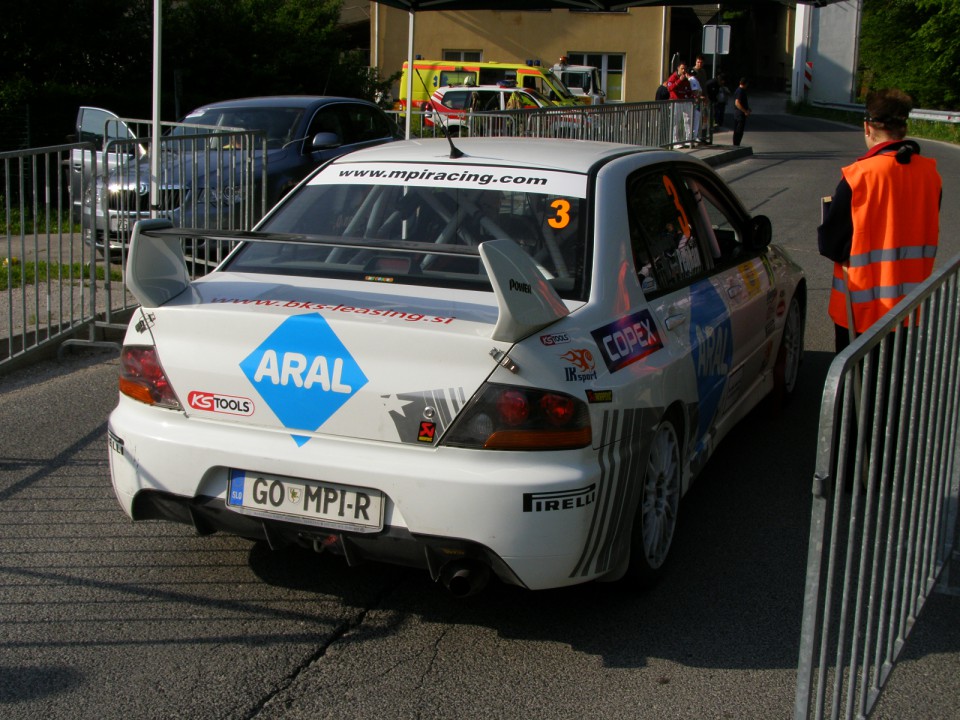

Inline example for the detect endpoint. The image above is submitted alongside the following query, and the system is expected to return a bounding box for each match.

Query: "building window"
[443,50,482,62]
[567,53,625,102]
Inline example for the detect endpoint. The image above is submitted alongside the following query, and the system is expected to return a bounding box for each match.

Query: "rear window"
[224,161,591,300]
[176,107,304,149]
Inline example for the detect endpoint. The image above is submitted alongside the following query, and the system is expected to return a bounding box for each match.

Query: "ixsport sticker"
[560,348,598,383]
[240,313,368,446]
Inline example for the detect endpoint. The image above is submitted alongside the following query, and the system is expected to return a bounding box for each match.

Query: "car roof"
[330,137,669,175]
[187,96,377,112]
[435,85,527,92]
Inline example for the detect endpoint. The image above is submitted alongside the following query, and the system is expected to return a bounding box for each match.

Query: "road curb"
[683,144,753,167]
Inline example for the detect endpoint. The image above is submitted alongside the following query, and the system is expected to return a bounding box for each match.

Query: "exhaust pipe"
[439,560,491,598]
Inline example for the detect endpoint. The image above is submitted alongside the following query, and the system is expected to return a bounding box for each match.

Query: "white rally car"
[109,138,805,595]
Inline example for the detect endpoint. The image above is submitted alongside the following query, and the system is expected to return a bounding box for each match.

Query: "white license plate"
[109,215,130,232]
[226,470,384,532]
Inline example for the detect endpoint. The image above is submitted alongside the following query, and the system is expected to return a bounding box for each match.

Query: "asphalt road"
[1,96,958,720]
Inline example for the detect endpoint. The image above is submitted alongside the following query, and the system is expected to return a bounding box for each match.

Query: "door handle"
[665,313,686,331]
[727,283,743,298]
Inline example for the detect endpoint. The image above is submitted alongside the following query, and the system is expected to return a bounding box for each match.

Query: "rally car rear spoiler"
[126,220,568,344]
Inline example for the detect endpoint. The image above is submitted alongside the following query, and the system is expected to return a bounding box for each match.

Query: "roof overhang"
[371,1,846,10]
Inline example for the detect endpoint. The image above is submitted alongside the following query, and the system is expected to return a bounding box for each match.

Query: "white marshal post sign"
[702,24,731,76]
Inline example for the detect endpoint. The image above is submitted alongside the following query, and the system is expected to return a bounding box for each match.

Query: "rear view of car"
[108,137,804,595]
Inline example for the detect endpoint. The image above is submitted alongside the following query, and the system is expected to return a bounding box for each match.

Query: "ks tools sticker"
[240,313,368,446]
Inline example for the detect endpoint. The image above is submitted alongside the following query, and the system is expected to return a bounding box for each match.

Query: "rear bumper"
[107,396,615,591]
[130,489,526,588]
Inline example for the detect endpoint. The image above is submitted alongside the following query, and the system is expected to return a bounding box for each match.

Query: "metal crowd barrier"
[2,142,99,369]
[391,98,712,148]
[794,253,960,720]
[1,121,267,372]
[86,120,266,280]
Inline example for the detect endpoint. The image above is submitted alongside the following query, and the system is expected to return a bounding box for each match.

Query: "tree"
[0,1,155,148]
[859,0,960,109]
[0,0,389,149]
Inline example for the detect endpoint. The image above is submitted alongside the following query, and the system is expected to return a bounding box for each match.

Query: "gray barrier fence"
[1,123,266,371]
[391,98,712,148]
[83,121,266,276]
[2,142,100,367]
[794,253,960,720]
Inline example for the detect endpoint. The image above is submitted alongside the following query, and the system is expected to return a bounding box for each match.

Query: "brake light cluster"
[444,383,591,450]
[119,346,181,409]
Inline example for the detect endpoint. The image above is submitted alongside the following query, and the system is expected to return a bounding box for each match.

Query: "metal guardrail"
[794,253,960,720]
[811,101,960,124]
[909,108,960,124]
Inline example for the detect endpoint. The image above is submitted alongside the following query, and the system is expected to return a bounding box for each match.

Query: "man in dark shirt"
[732,77,751,146]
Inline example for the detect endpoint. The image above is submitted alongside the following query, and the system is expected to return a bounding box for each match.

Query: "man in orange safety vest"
[817,88,942,352]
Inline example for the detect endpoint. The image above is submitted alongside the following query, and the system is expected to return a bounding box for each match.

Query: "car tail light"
[119,346,182,409]
[443,383,591,450]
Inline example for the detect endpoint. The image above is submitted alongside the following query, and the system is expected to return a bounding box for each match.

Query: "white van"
[552,63,605,105]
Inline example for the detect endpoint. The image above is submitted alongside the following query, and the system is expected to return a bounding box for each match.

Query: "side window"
[338,104,390,145]
[307,108,343,142]
[626,169,709,296]
[441,91,470,110]
[439,71,474,86]
[679,172,749,267]
[517,92,539,109]
[475,91,500,111]
[78,108,133,149]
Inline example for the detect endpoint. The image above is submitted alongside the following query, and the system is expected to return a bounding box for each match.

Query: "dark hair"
[864,88,912,137]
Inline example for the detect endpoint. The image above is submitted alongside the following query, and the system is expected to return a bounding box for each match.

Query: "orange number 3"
[548,199,571,229]
[662,175,692,237]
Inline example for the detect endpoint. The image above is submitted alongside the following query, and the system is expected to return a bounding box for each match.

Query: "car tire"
[624,415,681,588]
[771,293,804,411]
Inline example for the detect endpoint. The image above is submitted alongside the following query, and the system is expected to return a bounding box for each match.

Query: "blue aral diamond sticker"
[240,313,368,446]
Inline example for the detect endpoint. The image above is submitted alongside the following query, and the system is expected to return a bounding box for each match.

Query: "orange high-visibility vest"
[829,151,940,332]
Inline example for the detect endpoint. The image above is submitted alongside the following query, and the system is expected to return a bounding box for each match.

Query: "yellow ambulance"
[397,59,583,113]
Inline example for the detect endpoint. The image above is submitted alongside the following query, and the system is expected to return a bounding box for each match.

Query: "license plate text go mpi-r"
[227,470,384,532]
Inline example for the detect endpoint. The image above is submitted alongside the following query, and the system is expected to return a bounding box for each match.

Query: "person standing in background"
[666,62,693,146]
[732,77,751,146]
[704,72,730,129]
[687,69,704,144]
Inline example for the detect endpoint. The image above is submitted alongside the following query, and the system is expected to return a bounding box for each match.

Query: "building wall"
[810,1,861,104]
[370,6,669,104]
[792,1,862,106]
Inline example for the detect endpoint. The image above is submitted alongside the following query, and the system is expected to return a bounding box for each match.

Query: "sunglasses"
[864,112,907,126]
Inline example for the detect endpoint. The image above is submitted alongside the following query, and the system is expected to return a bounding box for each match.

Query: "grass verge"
[1,261,123,291]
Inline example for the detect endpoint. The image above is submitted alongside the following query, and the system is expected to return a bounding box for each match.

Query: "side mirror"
[747,214,772,250]
[311,132,341,151]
